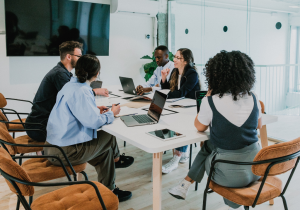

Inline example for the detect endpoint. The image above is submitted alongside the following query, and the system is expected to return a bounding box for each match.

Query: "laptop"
[120,91,167,127]
[119,76,149,95]
[195,91,207,113]
[90,81,112,94]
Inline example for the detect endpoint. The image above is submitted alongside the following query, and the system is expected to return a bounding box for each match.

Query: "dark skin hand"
[136,49,169,95]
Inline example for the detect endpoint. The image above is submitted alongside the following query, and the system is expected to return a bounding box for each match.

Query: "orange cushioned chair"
[0,93,33,138]
[0,110,45,164]
[202,137,300,210]
[0,118,88,209]
[0,147,119,210]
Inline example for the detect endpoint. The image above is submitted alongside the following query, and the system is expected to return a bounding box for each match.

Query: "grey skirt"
[205,141,261,188]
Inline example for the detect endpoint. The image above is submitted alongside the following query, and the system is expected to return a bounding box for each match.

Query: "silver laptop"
[120,91,168,127]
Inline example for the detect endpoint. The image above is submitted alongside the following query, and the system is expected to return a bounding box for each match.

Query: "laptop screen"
[148,91,167,121]
[195,91,207,113]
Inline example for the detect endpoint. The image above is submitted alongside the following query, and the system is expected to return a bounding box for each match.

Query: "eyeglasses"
[173,56,184,60]
[70,54,82,58]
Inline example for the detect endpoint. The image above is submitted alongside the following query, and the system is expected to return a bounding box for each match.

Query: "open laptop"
[119,76,149,95]
[90,81,112,94]
[195,91,207,113]
[120,91,167,127]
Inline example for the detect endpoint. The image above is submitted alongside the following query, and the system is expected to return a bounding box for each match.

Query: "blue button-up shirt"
[46,77,114,147]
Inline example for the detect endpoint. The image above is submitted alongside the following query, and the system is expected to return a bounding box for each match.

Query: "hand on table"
[93,88,109,97]
[136,86,152,95]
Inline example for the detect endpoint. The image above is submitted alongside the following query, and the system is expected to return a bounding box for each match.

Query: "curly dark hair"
[204,50,255,101]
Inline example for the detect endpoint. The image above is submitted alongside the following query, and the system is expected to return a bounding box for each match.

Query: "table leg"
[259,125,274,205]
[153,152,163,210]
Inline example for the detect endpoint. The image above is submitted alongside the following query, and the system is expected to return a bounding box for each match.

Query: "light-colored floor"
[0,139,299,210]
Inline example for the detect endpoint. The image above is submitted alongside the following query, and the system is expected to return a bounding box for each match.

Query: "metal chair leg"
[29,196,33,206]
[281,195,288,210]
[202,190,208,210]
[244,206,249,210]
[13,132,15,138]
[19,154,24,165]
[80,171,89,181]
[194,143,197,147]
[195,182,198,191]
[16,197,20,210]
[189,144,192,169]
[124,141,126,147]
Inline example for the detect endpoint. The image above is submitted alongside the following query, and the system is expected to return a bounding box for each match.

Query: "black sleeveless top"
[208,93,259,150]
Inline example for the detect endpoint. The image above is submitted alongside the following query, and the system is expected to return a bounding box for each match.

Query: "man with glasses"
[136,45,174,95]
[25,41,109,142]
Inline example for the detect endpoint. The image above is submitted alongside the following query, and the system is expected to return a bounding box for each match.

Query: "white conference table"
[99,87,278,210]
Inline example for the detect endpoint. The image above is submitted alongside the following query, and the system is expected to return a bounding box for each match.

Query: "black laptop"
[120,91,167,127]
[90,81,112,94]
[119,76,150,95]
[195,91,207,113]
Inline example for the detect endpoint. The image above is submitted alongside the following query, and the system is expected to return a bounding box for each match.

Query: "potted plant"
[141,50,174,81]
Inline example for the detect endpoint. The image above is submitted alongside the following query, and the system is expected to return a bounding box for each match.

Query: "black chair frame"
[202,150,300,210]
[0,169,106,210]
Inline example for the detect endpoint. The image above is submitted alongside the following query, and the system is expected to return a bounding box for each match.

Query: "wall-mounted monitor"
[5,0,110,56]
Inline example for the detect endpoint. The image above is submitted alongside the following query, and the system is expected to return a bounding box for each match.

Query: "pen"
[114,103,120,106]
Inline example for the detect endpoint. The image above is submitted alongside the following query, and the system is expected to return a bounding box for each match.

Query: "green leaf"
[141,55,152,59]
[144,61,157,70]
[169,52,174,62]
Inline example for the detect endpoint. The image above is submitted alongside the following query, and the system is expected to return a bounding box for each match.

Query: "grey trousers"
[188,140,261,209]
[44,130,120,190]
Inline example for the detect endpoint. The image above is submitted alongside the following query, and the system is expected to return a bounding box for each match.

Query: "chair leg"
[13,132,15,138]
[244,206,249,210]
[202,190,208,210]
[194,143,197,147]
[281,195,289,210]
[195,182,198,191]
[80,171,89,180]
[124,141,126,147]
[29,196,33,206]
[189,144,192,169]
[19,154,24,165]
[16,197,20,210]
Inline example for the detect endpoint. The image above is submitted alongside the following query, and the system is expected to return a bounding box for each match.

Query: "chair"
[0,93,33,138]
[202,137,300,210]
[0,147,118,210]
[0,111,45,165]
[0,136,88,209]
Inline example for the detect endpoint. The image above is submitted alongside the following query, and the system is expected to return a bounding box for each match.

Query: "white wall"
[171,3,289,65]
[0,1,154,113]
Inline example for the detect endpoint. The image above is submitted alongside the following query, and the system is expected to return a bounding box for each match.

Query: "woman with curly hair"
[168,51,262,210]
[160,48,201,174]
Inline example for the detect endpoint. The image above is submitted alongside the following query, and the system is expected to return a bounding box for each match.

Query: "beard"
[71,58,76,68]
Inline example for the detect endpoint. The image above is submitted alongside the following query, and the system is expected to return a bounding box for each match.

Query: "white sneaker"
[162,155,181,174]
[179,147,189,163]
[228,207,244,210]
[168,179,192,200]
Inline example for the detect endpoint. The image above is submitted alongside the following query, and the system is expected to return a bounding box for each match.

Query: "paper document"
[166,97,185,103]
[115,107,139,117]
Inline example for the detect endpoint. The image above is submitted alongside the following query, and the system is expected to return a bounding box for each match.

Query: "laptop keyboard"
[132,115,154,124]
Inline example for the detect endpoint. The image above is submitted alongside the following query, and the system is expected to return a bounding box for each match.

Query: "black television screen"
[5,0,110,56]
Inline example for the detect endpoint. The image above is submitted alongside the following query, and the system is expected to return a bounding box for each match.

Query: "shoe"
[162,155,181,174]
[179,147,189,163]
[168,179,192,200]
[113,187,132,202]
[115,153,134,168]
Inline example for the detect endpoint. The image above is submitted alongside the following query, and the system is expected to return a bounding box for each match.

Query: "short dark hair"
[204,50,255,101]
[155,45,169,55]
[59,41,83,60]
[75,54,101,83]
